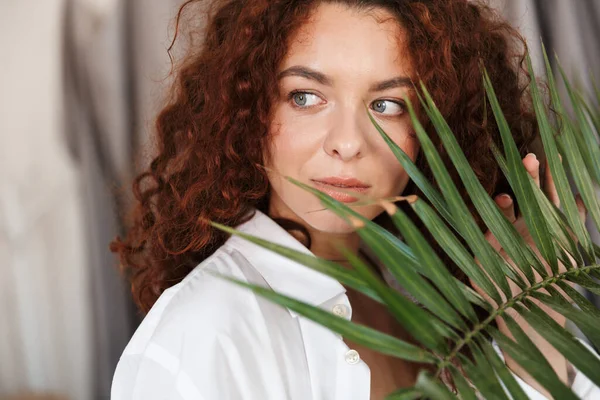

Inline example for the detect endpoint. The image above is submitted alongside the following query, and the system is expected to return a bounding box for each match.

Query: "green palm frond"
[210,45,600,399]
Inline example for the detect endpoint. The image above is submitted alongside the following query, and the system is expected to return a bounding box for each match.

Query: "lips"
[321,183,362,188]
[310,178,371,203]
[311,177,371,188]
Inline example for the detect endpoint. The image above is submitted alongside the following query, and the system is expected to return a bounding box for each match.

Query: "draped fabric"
[488,0,600,100]
[62,0,183,397]
[0,1,599,399]
[0,0,154,398]
[0,1,93,399]
[489,0,600,313]
[63,1,137,398]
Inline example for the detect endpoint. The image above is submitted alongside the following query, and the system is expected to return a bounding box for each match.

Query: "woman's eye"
[370,99,405,116]
[290,92,323,108]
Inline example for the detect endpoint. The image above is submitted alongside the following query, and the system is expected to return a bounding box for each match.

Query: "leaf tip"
[348,215,366,229]
[379,200,398,215]
[379,195,418,215]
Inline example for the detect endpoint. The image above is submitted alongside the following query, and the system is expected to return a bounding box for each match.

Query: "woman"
[110,0,600,398]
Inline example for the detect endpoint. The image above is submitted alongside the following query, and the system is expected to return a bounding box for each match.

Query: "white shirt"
[112,208,600,400]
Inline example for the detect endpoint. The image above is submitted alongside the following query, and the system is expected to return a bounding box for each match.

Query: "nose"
[323,107,369,161]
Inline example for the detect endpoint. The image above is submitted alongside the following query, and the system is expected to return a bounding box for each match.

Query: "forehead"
[280,3,413,77]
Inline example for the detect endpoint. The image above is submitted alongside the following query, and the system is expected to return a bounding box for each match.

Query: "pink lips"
[311,177,371,203]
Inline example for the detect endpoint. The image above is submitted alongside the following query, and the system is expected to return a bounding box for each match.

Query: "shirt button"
[332,304,348,318]
[345,349,360,365]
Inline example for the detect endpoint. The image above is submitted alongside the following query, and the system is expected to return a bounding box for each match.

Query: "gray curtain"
[489,0,600,311]
[63,1,136,398]
[57,0,600,396]
[1,1,92,399]
[63,0,184,398]
[1,1,598,399]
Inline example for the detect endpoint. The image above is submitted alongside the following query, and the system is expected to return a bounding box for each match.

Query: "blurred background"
[1,0,599,399]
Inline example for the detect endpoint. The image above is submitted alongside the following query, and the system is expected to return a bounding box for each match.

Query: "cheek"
[266,108,323,172]
[265,124,297,175]
[380,154,408,192]
[376,134,420,192]
[264,114,310,198]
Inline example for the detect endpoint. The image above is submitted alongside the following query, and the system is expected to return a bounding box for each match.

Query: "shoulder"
[112,245,281,399]
[122,245,264,357]
[112,216,313,399]
[111,242,306,400]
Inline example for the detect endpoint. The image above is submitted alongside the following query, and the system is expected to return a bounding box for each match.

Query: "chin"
[304,212,357,233]
[298,203,385,233]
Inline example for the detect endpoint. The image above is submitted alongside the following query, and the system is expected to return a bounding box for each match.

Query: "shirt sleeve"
[491,337,600,399]
[111,336,279,400]
[111,258,298,400]
[111,346,192,400]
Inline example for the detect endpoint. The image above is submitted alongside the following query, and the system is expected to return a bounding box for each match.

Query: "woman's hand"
[469,152,588,398]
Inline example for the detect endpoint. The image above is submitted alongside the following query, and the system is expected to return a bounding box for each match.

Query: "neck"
[308,227,361,265]
[267,197,361,264]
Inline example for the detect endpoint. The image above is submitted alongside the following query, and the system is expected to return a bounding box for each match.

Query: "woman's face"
[265,3,420,233]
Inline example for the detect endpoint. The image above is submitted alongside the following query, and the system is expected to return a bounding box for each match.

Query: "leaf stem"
[433,264,600,379]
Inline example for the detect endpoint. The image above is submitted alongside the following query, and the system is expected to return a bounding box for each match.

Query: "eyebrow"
[277,65,333,86]
[277,65,414,92]
[369,76,415,92]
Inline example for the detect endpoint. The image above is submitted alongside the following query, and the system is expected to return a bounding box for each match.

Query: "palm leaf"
[515,300,600,385]
[211,272,438,363]
[490,141,585,265]
[415,370,457,400]
[463,341,510,400]
[368,109,455,229]
[385,387,423,400]
[537,44,596,259]
[407,197,502,306]
[487,323,579,399]
[335,241,452,352]
[530,286,600,349]
[283,178,454,352]
[417,82,545,284]
[404,95,521,299]
[477,336,529,400]
[447,364,478,400]
[209,47,600,399]
[556,280,600,320]
[208,221,384,302]
[483,65,558,274]
[557,62,600,184]
[381,200,477,324]
[555,60,600,235]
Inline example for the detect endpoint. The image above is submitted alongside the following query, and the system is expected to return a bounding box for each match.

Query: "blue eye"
[290,91,323,108]
[293,92,307,106]
[370,99,405,116]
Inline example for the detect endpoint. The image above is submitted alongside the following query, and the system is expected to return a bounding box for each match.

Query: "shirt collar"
[223,208,347,318]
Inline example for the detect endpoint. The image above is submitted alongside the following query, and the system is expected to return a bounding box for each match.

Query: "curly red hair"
[111,0,537,314]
